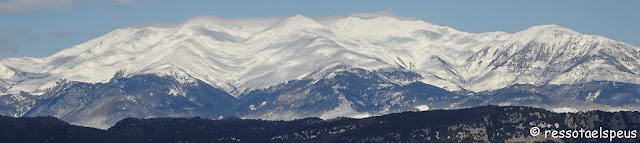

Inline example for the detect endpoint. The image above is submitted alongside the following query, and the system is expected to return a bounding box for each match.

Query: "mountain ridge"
[3,105,640,142]
[0,14,638,97]
[0,15,640,99]
[3,69,640,129]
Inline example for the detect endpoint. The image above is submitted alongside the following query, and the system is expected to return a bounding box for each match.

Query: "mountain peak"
[291,14,308,19]
[516,24,580,36]
[262,14,325,35]
[281,14,321,26]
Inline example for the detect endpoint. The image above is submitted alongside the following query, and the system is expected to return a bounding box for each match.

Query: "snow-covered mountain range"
[1,14,638,96]
[1,14,640,129]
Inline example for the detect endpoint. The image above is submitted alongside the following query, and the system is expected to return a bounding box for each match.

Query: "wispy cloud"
[0,0,135,14]
[14,28,39,41]
[348,10,398,19]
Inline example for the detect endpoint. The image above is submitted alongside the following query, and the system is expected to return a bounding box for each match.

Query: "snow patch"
[585,90,601,102]
[414,105,430,111]
[10,94,26,101]
[320,95,370,119]
[551,107,578,113]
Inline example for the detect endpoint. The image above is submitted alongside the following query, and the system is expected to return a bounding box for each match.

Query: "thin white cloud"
[348,10,398,19]
[0,0,136,13]
[316,10,436,25]
[344,10,425,22]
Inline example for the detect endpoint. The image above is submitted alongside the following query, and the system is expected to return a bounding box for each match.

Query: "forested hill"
[2,106,640,142]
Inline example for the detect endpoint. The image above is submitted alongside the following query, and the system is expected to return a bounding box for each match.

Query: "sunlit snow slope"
[1,14,639,96]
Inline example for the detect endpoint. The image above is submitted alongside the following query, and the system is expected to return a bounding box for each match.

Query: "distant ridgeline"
[2,106,640,143]
[3,73,640,129]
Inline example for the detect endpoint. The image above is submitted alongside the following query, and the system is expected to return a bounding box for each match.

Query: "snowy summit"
[1,14,639,96]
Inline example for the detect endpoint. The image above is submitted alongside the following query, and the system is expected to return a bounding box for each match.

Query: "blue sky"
[0,0,638,59]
